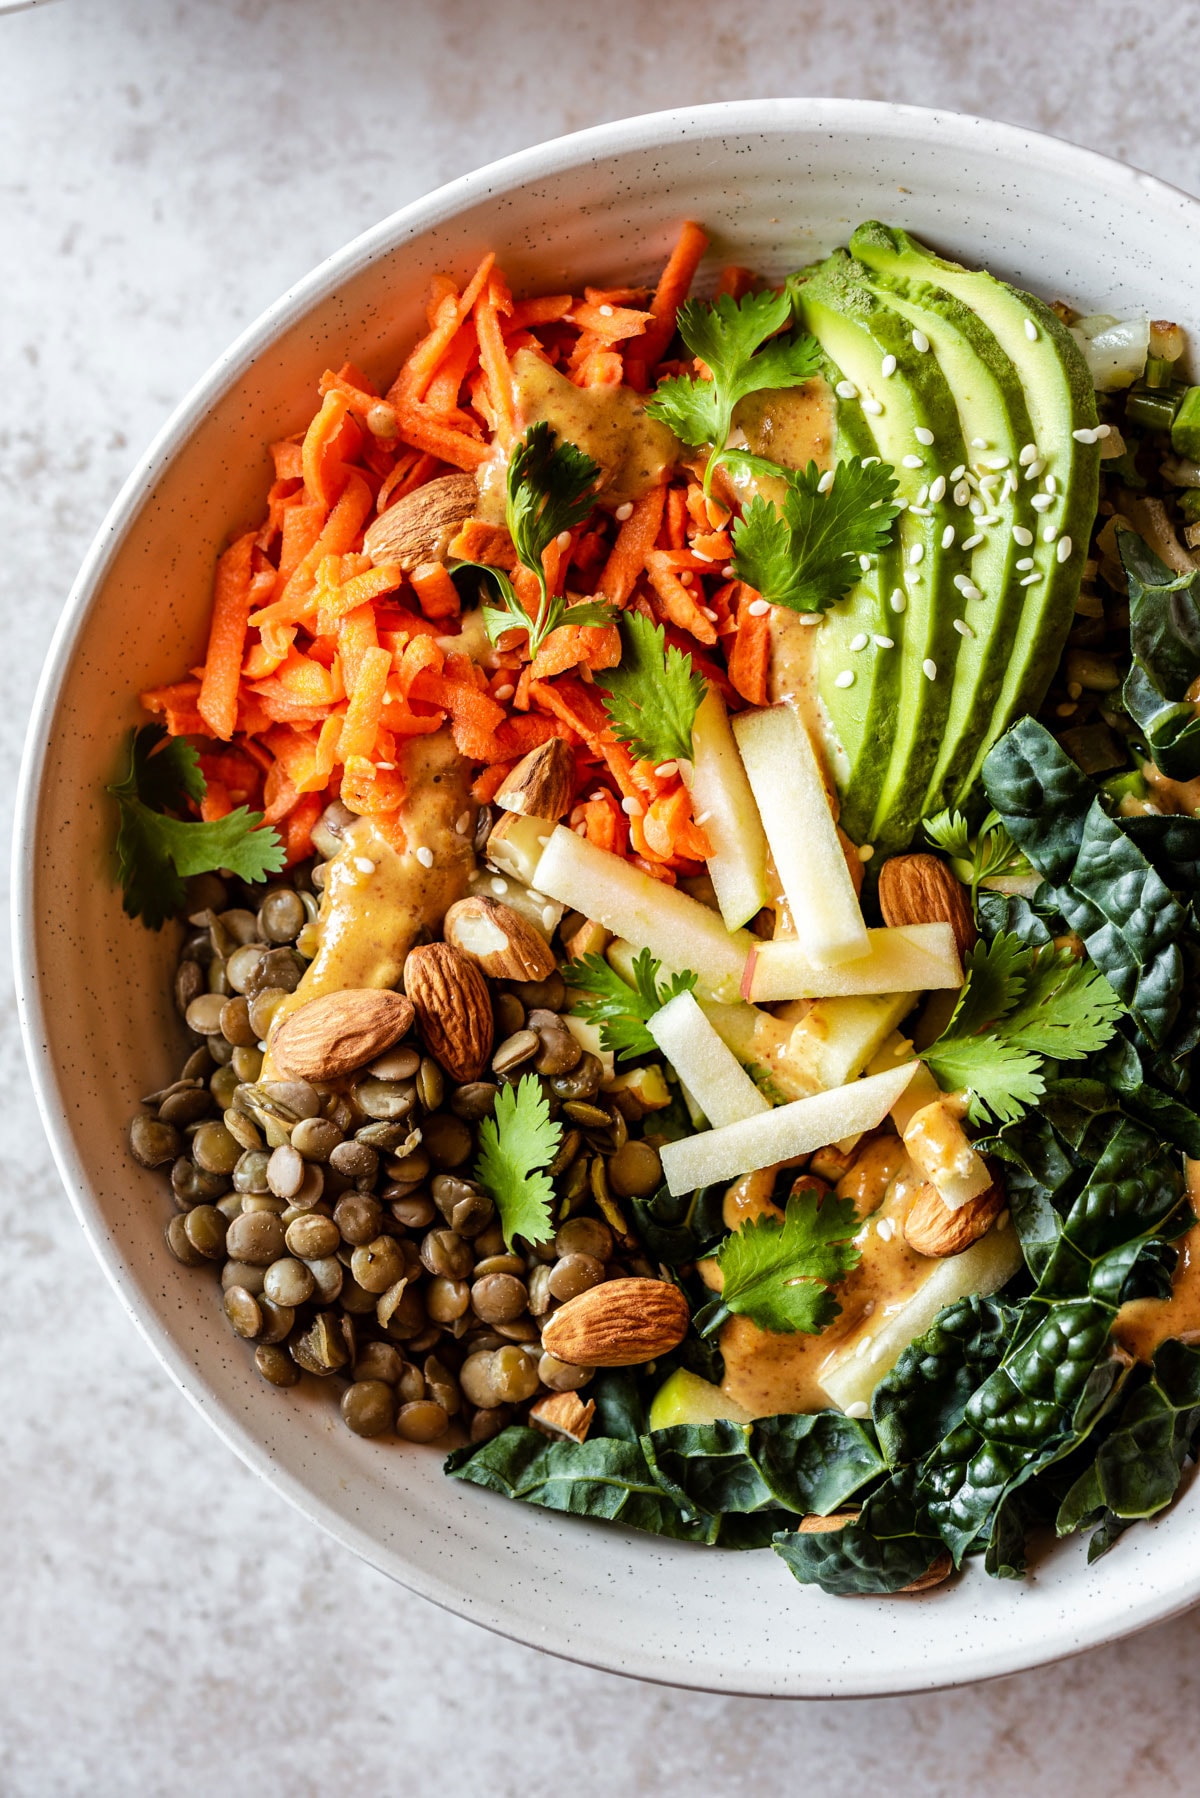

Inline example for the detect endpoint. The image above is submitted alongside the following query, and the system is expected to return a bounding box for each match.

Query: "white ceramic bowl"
[16,99,1200,1697]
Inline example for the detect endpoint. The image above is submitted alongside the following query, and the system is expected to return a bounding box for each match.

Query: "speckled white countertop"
[5,3,1200,1792]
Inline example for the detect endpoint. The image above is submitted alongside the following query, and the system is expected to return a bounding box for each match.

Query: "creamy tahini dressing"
[268,729,475,1054]
[1114,1163,1200,1360]
[476,346,681,520]
[707,1157,936,1418]
[729,379,835,509]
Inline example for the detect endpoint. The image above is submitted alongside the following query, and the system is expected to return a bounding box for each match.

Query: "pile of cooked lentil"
[129,800,665,1446]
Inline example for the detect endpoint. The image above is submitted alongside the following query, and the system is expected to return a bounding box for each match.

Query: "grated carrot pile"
[146,223,776,881]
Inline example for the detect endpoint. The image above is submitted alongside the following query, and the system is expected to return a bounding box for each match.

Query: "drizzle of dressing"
[728,378,835,508]
[705,1157,934,1418]
[1114,1215,1200,1361]
[267,729,475,1058]
[475,347,681,521]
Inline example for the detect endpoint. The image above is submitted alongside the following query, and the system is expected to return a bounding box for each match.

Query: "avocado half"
[794,224,1101,852]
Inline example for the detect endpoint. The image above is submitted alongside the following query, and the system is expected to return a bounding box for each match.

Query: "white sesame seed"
[876,1216,894,1241]
[862,456,881,467]
[694,811,712,825]
[455,811,471,835]
[1024,317,1039,341]
[836,379,859,399]
[881,354,897,378]
[1071,426,1097,444]
[556,530,572,550]
[890,588,906,614]
[873,634,894,649]
[962,582,983,602]
[817,469,835,493]
[494,683,516,703]
[1013,525,1034,546]
[855,1335,872,1359]
[941,525,956,550]
[969,496,984,515]
[978,514,1002,528]
[858,843,876,862]
[1016,556,1034,571]
[415,846,434,869]
[1018,443,1038,465]
[747,598,770,617]
[923,658,938,681]
[962,533,984,551]
[1031,493,1054,512]
[929,475,947,503]
[954,618,974,637]
[1020,572,1041,586]
[354,857,376,875]
[894,497,909,511]
[574,822,587,836]
[834,669,855,688]
[701,606,718,622]
[909,542,924,565]
[1003,472,1018,498]
[691,547,715,563]
[588,790,606,802]
[914,426,936,446]
[376,761,396,771]
[862,398,883,416]
[971,437,990,450]
[953,480,972,507]
[912,328,930,352]
[965,470,981,489]
[1067,681,1082,700]
[615,501,634,521]
[1057,535,1073,563]
[953,573,972,592]
[1043,524,1059,543]
[599,302,614,316]
[491,876,509,895]
[850,632,870,652]
[621,796,643,817]
[542,906,558,931]
[1023,458,1045,481]
[800,612,823,625]
[1095,423,1112,439]
[980,455,1010,471]
[1045,474,1058,496]
[846,1401,870,1419]
[917,483,929,505]
[722,564,736,577]
[909,506,931,518]
[679,570,693,586]
[655,761,679,778]
[858,554,872,573]
[904,568,922,588]
[902,454,924,470]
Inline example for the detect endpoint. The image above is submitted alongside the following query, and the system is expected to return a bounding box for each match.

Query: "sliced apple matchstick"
[743,923,963,1002]
[647,991,770,1129]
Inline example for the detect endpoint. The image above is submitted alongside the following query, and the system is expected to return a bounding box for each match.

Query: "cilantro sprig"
[695,1185,862,1338]
[109,724,284,930]
[923,807,1031,916]
[923,931,1125,1127]
[473,1073,560,1250]
[462,422,616,655]
[564,947,698,1062]
[646,290,822,497]
[730,457,903,613]
[594,612,707,765]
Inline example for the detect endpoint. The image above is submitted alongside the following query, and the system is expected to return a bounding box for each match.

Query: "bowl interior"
[17,99,1200,1697]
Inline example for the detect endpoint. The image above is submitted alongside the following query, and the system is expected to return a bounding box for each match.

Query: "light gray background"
[4,3,1200,1793]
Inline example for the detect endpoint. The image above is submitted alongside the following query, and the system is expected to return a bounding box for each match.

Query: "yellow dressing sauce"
[729,378,835,508]
[707,1158,935,1418]
[1114,1217,1200,1361]
[476,347,681,520]
[267,729,475,1055]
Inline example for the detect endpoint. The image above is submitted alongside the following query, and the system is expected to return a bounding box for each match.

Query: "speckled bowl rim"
[15,98,1200,1697]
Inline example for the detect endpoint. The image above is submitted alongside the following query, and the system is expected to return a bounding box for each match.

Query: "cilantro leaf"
[564,947,698,1062]
[461,421,615,655]
[594,612,707,764]
[645,290,822,495]
[924,931,1125,1126]
[706,1187,861,1336]
[473,1073,560,1250]
[731,458,902,612]
[923,806,1029,911]
[109,724,285,930]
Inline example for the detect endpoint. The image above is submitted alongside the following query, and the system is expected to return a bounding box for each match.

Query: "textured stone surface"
[3,1,1200,1791]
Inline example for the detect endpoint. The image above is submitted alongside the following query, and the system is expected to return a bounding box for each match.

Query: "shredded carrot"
[570,302,652,342]
[140,678,202,715]
[340,755,407,815]
[388,253,495,405]
[390,397,489,471]
[624,221,709,388]
[196,532,260,740]
[301,390,355,509]
[645,551,718,646]
[338,603,380,696]
[338,645,391,763]
[529,676,610,743]
[472,760,519,804]
[410,562,461,621]
[598,486,666,604]
[475,269,517,448]
[256,475,374,626]
[727,588,770,706]
[285,793,323,865]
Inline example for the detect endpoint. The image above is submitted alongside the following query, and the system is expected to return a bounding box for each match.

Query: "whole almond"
[903,1178,1004,1257]
[443,895,557,983]
[878,853,976,959]
[270,988,414,1081]
[540,1277,690,1367]
[495,737,574,821]
[795,1513,952,1592]
[403,942,494,1082]
[529,1390,596,1443]
[362,472,478,570]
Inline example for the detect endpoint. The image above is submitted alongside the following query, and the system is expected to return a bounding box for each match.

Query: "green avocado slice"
[842,256,1041,817]
[850,223,1101,806]
[796,264,973,851]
